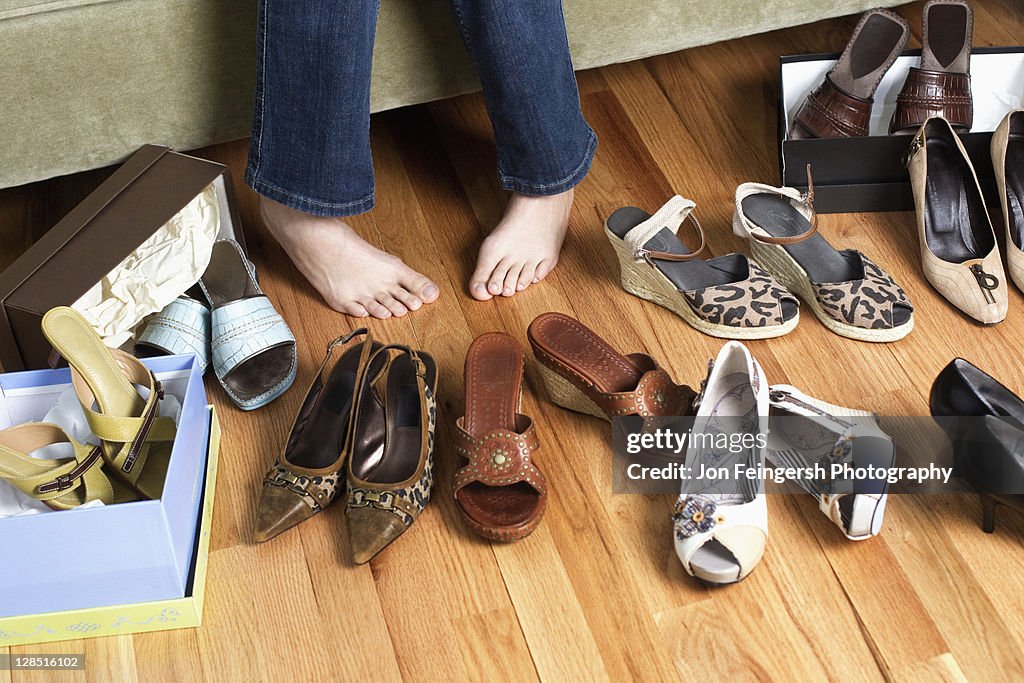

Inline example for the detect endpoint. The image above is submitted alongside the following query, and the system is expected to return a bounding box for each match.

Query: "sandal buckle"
[38,474,72,494]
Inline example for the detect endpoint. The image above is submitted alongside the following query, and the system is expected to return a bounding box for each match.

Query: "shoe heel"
[605,226,658,301]
[981,493,997,534]
[732,207,753,240]
[536,362,608,421]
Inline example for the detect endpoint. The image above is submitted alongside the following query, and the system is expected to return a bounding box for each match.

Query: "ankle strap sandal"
[733,170,914,342]
[605,196,798,339]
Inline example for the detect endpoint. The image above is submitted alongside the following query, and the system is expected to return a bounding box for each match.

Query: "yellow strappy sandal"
[0,423,140,509]
[41,307,177,500]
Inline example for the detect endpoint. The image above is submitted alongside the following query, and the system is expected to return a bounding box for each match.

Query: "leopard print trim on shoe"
[346,383,437,527]
[811,252,913,329]
[683,259,798,328]
[263,461,343,512]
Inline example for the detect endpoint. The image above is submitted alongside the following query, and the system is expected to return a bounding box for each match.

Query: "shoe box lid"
[0,144,246,372]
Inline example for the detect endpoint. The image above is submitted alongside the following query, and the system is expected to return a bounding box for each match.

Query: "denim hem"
[498,129,598,196]
[245,167,375,217]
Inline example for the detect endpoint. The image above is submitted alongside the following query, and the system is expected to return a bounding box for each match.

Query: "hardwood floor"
[3,1,1024,680]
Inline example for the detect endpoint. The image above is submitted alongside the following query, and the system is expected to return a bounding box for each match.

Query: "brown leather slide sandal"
[891,0,974,134]
[792,8,909,139]
[527,312,696,421]
[454,333,546,542]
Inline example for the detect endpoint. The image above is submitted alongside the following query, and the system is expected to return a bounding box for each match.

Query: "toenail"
[516,283,526,291]
[423,284,439,298]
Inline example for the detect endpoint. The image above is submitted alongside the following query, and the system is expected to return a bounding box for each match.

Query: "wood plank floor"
[3,1,1024,679]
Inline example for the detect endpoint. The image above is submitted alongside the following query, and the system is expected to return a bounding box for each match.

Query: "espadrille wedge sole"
[604,198,799,340]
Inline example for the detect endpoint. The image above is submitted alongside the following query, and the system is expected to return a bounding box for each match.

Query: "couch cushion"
[0,0,115,21]
[0,0,903,188]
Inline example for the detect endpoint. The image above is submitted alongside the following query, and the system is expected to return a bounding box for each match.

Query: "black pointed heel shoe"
[930,358,1024,533]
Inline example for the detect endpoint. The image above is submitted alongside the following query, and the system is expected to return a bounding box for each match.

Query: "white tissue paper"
[71,183,222,348]
[0,387,181,518]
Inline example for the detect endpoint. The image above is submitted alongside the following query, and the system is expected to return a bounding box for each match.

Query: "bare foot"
[259,196,439,318]
[469,189,573,300]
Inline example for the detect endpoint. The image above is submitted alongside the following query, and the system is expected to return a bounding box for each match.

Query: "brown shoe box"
[778,47,1022,213]
[0,145,245,372]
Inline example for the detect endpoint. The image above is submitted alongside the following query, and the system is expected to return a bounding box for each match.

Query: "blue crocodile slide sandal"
[135,295,212,373]
[198,240,297,411]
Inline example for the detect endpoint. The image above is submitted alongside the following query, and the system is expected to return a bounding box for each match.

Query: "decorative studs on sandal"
[527,312,697,422]
[454,333,547,542]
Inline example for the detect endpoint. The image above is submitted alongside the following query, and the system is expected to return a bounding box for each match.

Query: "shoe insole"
[923,133,993,262]
[607,207,734,289]
[1006,133,1024,251]
[686,371,759,583]
[287,344,381,471]
[529,313,643,394]
[458,333,541,530]
[833,12,908,98]
[353,353,436,485]
[923,2,970,72]
[740,194,860,284]
[201,241,294,403]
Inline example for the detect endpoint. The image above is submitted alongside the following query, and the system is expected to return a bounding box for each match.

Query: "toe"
[362,299,392,319]
[535,258,558,282]
[392,287,423,312]
[378,295,408,318]
[342,303,370,318]
[470,246,501,300]
[517,262,539,291]
[488,260,512,296]
[502,264,523,297]
[400,272,439,304]
[470,282,493,301]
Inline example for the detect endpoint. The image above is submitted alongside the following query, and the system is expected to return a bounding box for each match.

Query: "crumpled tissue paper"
[72,183,221,347]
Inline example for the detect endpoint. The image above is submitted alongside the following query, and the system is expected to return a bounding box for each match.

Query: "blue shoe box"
[0,353,208,618]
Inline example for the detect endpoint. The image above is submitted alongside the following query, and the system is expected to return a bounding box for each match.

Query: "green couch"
[0,0,899,189]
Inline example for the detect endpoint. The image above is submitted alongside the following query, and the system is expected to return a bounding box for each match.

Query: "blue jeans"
[245,0,598,217]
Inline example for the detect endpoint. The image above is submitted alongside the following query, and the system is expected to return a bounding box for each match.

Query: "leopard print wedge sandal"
[733,172,914,342]
[605,196,799,339]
